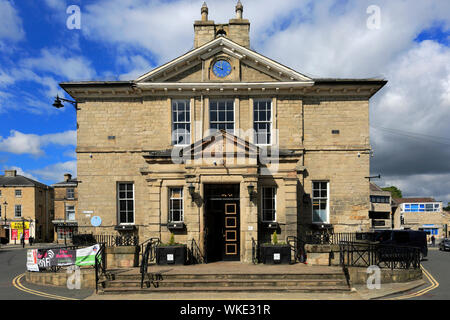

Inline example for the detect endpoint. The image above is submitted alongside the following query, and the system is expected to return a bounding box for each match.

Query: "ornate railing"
[339,241,421,270]
[140,238,161,289]
[73,233,139,247]
[301,231,373,245]
[188,239,206,265]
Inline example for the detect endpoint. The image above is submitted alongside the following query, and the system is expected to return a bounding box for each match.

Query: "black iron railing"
[301,231,373,245]
[95,243,106,293]
[188,239,206,265]
[287,236,307,263]
[339,241,421,270]
[73,233,139,247]
[140,238,161,289]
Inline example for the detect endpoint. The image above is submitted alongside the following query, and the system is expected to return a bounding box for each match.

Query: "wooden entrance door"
[223,202,240,261]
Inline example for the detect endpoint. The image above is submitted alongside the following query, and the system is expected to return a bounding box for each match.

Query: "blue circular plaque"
[91,216,102,227]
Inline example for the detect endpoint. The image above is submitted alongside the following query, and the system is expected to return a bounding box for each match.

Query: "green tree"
[382,186,403,199]
[444,202,450,211]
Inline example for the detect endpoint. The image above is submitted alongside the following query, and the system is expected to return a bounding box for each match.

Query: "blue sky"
[0,0,449,203]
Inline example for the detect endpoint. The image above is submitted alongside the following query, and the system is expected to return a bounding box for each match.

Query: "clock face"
[213,60,232,78]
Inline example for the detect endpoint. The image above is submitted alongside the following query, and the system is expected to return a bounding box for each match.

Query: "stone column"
[146,178,162,240]
[242,174,258,263]
[284,175,298,260]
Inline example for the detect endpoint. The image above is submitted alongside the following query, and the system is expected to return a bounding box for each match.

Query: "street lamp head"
[52,95,64,109]
[3,201,7,206]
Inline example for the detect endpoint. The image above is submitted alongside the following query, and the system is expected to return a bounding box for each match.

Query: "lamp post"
[2,201,7,226]
[2,201,7,243]
[52,95,79,111]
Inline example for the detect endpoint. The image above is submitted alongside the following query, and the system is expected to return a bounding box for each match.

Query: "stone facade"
[393,198,448,242]
[0,170,54,243]
[59,4,386,263]
[51,174,78,244]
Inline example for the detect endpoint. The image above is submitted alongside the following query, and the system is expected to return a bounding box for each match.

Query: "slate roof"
[393,198,438,204]
[51,178,78,187]
[0,175,50,189]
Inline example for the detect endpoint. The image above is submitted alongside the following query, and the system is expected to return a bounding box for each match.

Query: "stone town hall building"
[60,2,386,263]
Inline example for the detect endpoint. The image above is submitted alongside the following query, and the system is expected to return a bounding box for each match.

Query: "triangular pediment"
[178,130,258,166]
[135,37,313,84]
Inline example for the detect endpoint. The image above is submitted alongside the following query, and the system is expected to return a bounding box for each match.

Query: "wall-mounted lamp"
[247,184,255,201]
[188,183,196,201]
[53,95,79,111]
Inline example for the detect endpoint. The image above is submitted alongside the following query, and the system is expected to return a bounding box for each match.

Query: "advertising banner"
[11,222,30,229]
[11,229,17,240]
[75,244,100,266]
[37,248,76,268]
[26,249,39,272]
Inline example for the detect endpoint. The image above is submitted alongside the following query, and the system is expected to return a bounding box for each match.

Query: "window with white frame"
[209,100,234,132]
[169,187,184,223]
[172,100,191,145]
[66,188,75,199]
[15,204,22,218]
[65,205,76,221]
[254,99,272,145]
[262,187,276,222]
[312,182,329,223]
[117,183,134,224]
[15,189,22,197]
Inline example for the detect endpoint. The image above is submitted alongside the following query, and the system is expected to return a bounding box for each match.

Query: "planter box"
[156,245,187,265]
[260,244,291,264]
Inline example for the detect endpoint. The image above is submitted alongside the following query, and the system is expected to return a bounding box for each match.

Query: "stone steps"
[101,285,351,294]
[104,278,347,288]
[98,269,350,294]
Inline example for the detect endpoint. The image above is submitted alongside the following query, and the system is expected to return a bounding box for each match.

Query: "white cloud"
[117,55,153,80]
[0,0,25,43]
[31,160,76,182]
[21,47,96,81]
[44,0,66,11]
[0,130,76,156]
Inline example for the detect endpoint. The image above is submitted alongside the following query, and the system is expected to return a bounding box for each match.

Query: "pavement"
[0,243,436,301]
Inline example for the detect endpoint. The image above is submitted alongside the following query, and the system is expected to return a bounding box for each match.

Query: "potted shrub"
[156,233,187,265]
[260,231,291,264]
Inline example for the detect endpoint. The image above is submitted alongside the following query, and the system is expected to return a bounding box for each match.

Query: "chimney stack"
[5,170,17,177]
[64,173,72,182]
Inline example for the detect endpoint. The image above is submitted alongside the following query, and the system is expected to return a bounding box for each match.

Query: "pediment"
[173,130,259,166]
[135,37,313,84]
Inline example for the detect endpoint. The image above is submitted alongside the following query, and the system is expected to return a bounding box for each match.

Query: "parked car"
[439,238,450,251]
[372,230,428,260]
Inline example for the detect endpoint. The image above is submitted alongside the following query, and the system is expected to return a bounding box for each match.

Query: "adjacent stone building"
[393,197,448,242]
[369,182,393,230]
[0,170,54,244]
[59,3,386,263]
[51,174,78,244]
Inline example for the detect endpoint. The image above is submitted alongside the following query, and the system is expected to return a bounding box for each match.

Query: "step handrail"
[94,242,106,293]
[140,238,161,289]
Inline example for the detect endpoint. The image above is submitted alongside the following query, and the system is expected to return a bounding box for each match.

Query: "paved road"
[0,244,93,300]
[385,247,450,300]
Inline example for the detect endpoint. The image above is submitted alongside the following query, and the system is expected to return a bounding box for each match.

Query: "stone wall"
[26,268,96,289]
